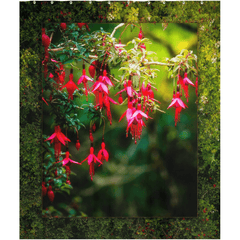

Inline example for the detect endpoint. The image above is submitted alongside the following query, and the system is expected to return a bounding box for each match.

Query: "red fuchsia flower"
[60,23,67,31]
[61,70,79,101]
[89,131,94,142]
[45,125,71,160]
[182,72,195,102]
[167,91,188,126]
[61,151,81,166]
[115,79,137,101]
[92,123,96,132]
[91,76,110,108]
[127,102,150,143]
[118,93,123,104]
[119,101,134,122]
[88,62,96,78]
[102,94,118,125]
[42,28,50,48]
[97,142,109,163]
[77,68,94,101]
[42,182,47,197]
[138,29,143,39]
[76,140,81,150]
[47,186,54,202]
[102,69,114,86]
[57,63,66,85]
[80,147,102,181]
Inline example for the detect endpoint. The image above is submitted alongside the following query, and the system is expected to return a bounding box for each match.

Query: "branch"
[144,62,175,66]
[110,23,125,38]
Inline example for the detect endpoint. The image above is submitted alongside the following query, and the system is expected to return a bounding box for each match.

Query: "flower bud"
[76,140,81,151]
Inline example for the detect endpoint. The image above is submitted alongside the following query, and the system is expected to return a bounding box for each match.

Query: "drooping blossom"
[47,186,54,202]
[115,79,137,101]
[60,23,67,31]
[140,43,146,50]
[61,151,81,166]
[89,131,94,142]
[102,69,114,86]
[119,101,134,122]
[88,60,96,78]
[97,141,109,166]
[42,28,50,48]
[126,103,149,143]
[138,29,143,39]
[118,93,123,104]
[80,147,102,181]
[92,123,96,132]
[167,91,188,126]
[61,70,79,101]
[45,125,71,160]
[91,76,109,108]
[76,140,81,151]
[102,94,118,125]
[77,68,94,101]
[181,72,195,102]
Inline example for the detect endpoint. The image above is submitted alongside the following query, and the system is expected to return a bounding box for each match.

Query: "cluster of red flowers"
[168,73,197,126]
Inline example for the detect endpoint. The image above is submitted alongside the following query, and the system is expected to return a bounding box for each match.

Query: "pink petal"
[115,89,126,96]
[119,111,126,122]
[167,99,177,109]
[94,155,102,164]
[108,97,118,105]
[46,133,56,141]
[103,150,109,161]
[88,154,94,165]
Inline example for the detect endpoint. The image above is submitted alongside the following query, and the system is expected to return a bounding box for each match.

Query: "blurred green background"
[43,23,198,217]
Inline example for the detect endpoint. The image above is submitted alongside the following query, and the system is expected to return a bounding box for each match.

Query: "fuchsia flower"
[167,91,188,126]
[80,147,103,181]
[45,125,71,160]
[102,94,118,125]
[47,186,54,202]
[118,93,123,104]
[88,61,96,78]
[102,69,114,86]
[126,102,150,143]
[116,79,137,100]
[77,69,94,101]
[138,29,143,39]
[42,28,50,48]
[97,142,109,163]
[61,70,79,101]
[140,43,146,50]
[76,140,81,151]
[181,73,195,102]
[60,23,67,31]
[119,101,134,122]
[61,151,81,166]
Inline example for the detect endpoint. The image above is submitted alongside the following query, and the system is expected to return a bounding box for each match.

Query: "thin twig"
[110,23,125,38]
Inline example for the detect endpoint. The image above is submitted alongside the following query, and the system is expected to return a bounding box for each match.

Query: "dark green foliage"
[20,1,220,239]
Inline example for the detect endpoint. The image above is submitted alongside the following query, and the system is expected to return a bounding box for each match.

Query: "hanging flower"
[77,69,94,101]
[42,28,50,48]
[138,29,143,39]
[119,101,134,122]
[182,72,195,102]
[88,61,96,78]
[102,94,118,125]
[76,140,81,151]
[60,23,67,31]
[89,131,94,142]
[61,151,81,166]
[102,69,114,86]
[47,186,54,202]
[167,91,188,126]
[97,142,109,163]
[92,123,96,132]
[118,93,123,104]
[61,70,79,101]
[45,125,71,160]
[80,147,102,181]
